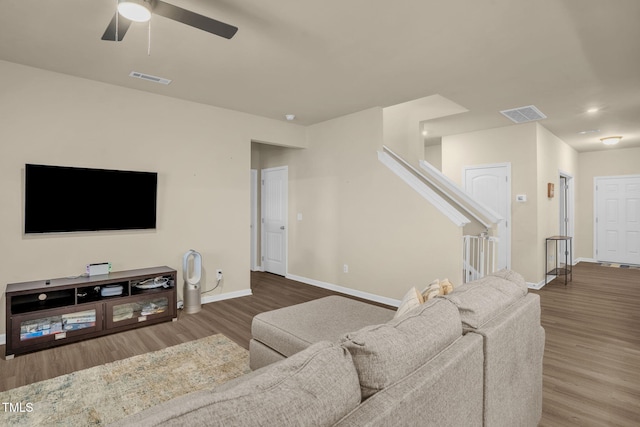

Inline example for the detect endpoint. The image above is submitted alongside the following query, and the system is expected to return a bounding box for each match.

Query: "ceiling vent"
[500,105,546,124]
[129,71,172,85]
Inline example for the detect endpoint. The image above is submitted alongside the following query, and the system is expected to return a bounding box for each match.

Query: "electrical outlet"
[343,264,349,273]
[216,269,223,280]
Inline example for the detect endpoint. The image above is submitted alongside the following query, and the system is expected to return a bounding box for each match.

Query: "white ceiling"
[1,0,639,152]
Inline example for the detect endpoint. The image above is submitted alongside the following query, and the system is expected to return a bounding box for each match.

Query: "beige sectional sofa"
[118,270,544,427]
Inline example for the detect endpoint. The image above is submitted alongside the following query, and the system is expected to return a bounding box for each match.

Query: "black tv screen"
[25,164,158,234]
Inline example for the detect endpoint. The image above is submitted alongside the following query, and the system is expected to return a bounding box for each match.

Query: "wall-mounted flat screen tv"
[25,164,158,234]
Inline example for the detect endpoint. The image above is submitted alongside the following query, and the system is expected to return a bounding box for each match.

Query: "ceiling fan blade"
[153,1,238,39]
[101,13,132,41]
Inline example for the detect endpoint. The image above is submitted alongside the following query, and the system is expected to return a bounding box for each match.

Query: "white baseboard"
[530,258,591,290]
[202,289,252,305]
[0,333,5,346]
[528,280,547,290]
[286,273,401,308]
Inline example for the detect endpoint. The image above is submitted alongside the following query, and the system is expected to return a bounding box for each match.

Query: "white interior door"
[261,166,288,276]
[595,176,640,264]
[464,164,511,270]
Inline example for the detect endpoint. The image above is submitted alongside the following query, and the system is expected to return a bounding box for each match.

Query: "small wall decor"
[547,183,554,198]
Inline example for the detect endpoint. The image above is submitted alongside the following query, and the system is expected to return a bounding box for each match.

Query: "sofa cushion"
[341,297,462,399]
[443,269,528,329]
[251,296,394,358]
[115,341,362,427]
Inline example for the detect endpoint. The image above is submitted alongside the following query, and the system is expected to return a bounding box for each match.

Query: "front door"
[261,167,288,276]
[464,164,511,270]
[595,176,640,264]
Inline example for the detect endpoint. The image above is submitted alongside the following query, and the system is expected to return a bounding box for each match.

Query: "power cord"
[201,277,222,295]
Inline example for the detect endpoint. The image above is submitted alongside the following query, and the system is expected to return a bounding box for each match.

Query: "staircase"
[378,145,502,281]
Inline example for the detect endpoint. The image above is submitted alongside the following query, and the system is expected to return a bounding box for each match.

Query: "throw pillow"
[394,286,424,319]
[440,278,454,295]
[421,279,443,301]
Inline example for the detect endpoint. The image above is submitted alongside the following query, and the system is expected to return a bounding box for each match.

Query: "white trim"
[593,177,598,260]
[202,289,252,305]
[286,273,401,308]
[251,265,265,272]
[575,257,597,264]
[382,145,497,227]
[558,169,575,243]
[261,166,289,276]
[527,280,546,290]
[378,151,470,227]
[593,174,640,262]
[462,162,512,269]
[250,169,259,271]
[418,158,503,227]
[0,333,5,346]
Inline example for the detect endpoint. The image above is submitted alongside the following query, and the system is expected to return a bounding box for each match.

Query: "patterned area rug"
[0,334,250,426]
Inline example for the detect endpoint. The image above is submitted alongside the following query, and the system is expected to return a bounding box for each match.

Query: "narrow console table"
[5,266,177,359]
[545,236,572,285]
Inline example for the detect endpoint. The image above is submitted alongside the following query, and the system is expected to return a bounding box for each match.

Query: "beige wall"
[576,147,640,259]
[535,124,578,280]
[442,123,539,282]
[382,95,467,165]
[441,123,580,284]
[0,61,305,335]
[255,108,463,300]
[424,143,443,171]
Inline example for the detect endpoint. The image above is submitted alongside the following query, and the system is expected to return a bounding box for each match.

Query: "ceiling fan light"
[118,0,152,22]
[600,136,622,146]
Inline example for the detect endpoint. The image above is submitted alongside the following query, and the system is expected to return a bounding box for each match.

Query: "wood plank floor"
[1,264,639,426]
[531,262,640,427]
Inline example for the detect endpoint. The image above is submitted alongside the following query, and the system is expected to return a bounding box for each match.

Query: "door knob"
[280,226,285,230]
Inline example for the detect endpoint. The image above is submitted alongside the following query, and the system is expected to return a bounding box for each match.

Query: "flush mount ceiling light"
[600,136,622,146]
[285,114,296,121]
[118,0,152,22]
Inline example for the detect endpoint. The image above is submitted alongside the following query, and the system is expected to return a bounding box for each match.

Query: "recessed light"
[586,108,599,114]
[285,114,295,121]
[422,130,428,136]
[578,129,600,135]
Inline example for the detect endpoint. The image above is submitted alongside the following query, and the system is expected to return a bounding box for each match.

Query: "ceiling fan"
[101,0,238,41]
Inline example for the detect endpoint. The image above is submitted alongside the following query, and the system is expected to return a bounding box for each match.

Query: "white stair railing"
[463,234,499,283]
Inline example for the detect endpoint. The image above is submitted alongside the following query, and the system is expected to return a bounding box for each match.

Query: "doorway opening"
[558,171,574,267]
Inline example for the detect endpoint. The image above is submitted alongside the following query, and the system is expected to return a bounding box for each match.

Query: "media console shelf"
[5,266,177,359]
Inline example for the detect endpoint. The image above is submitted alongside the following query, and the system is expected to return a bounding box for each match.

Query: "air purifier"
[182,249,202,314]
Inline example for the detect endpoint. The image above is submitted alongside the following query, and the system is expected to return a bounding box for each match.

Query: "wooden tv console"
[5,266,177,359]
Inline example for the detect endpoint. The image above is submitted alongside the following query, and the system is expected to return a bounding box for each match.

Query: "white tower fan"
[183,249,202,314]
